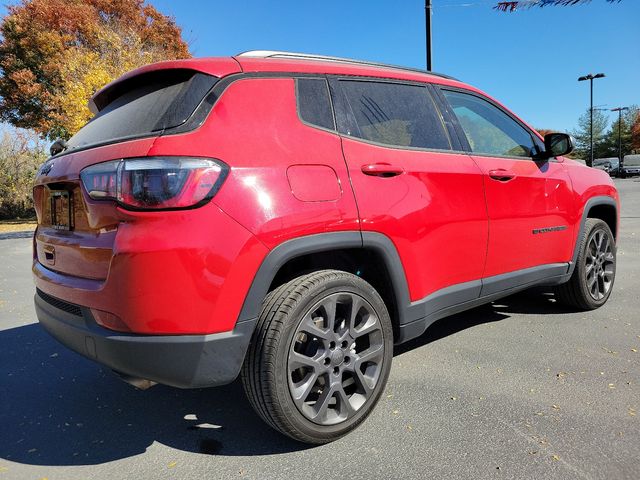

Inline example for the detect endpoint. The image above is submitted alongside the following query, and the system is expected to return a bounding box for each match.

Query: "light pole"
[578,73,606,167]
[425,0,432,71]
[611,106,629,168]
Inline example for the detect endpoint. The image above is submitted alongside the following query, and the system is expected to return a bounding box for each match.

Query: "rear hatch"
[33,61,237,280]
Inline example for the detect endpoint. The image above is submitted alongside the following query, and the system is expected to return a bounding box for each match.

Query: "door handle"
[361,163,404,177]
[488,169,516,182]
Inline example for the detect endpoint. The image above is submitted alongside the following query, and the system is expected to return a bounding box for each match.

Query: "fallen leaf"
[450,397,457,401]
[49,353,58,358]
[552,405,560,410]
[608,384,616,389]
[392,410,399,415]
[551,455,560,461]
[168,461,177,469]
[631,349,637,353]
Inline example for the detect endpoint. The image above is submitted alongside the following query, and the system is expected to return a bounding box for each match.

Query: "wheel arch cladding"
[587,202,617,241]
[237,231,412,340]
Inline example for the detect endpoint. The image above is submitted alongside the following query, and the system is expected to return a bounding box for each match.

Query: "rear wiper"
[49,139,68,156]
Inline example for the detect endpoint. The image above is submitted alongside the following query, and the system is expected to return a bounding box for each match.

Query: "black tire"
[241,269,393,444]
[554,218,616,310]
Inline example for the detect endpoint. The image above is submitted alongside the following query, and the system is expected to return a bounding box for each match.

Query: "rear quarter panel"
[148,77,361,249]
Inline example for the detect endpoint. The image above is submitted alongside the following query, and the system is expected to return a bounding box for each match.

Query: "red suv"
[33,51,619,444]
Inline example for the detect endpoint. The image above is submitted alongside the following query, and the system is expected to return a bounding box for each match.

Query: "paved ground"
[1,179,639,480]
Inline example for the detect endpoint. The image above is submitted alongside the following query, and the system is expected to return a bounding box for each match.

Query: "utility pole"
[578,73,606,167]
[425,0,432,71]
[611,107,629,168]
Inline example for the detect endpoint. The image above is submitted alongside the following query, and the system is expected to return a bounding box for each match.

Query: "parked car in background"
[593,157,620,177]
[621,154,640,178]
[32,51,620,444]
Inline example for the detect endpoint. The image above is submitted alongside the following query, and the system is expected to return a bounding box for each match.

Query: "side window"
[442,90,537,158]
[296,78,335,131]
[338,80,451,150]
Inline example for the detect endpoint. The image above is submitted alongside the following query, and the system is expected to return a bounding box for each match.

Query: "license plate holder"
[51,191,73,231]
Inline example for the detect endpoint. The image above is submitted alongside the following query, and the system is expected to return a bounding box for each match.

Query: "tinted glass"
[67,71,216,150]
[297,78,335,130]
[338,80,451,150]
[443,90,536,157]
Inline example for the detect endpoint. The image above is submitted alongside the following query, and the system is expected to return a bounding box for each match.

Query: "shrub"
[0,128,47,219]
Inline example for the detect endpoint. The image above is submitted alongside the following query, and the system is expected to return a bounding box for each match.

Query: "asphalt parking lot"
[0,179,639,480]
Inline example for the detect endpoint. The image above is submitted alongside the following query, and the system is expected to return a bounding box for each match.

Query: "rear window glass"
[338,80,451,150]
[66,70,216,150]
[297,78,335,131]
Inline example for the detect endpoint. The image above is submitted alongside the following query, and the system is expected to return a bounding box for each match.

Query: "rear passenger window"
[338,80,451,150]
[297,78,335,131]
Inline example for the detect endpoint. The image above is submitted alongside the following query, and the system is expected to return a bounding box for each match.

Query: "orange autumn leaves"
[0,0,191,139]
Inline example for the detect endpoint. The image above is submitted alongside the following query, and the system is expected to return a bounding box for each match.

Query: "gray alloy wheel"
[287,292,385,426]
[554,218,616,310]
[241,270,393,444]
[584,227,615,301]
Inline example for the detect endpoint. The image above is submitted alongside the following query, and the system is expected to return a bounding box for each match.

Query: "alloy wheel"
[287,292,385,426]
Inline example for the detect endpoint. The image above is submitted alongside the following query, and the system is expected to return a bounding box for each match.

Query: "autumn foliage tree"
[631,111,640,152]
[0,0,191,140]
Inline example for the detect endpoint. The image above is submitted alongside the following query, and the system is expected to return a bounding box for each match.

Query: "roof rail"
[236,50,460,82]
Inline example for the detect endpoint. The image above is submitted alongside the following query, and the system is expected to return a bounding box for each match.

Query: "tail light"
[80,157,228,210]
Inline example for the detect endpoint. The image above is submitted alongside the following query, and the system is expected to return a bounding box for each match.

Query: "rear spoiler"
[89,57,242,114]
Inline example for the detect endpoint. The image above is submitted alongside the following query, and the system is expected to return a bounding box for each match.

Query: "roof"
[90,51,471,113]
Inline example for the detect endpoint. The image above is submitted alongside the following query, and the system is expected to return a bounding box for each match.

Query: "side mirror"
[541,133,574,159]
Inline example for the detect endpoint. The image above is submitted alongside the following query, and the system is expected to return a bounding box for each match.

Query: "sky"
[1,0,639,133]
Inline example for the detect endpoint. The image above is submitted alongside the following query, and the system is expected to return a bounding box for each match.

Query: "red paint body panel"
[471,157,576,277]
[287,165,342,202]
[340,138,488,301]
[32,55,620,341]
[150,78,360,250]
[34,202,268,334]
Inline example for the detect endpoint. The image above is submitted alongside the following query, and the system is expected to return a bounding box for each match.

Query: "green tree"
[600,105,639,159]
[0,128,47,219]
[571,108,608,163]
[631,110,640,153]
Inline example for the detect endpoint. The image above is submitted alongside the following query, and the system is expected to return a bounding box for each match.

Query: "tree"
[570,108,608,161]
[0,0,191,140]
[494,1,622,12]
[631,110,640,153]
[0,128,47,219]
[535,128,556,137]
[599,105,639,159]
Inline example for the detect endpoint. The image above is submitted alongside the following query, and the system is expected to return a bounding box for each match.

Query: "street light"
[611,106,629,168]
[578,73,606,167]
[425,0,432,71]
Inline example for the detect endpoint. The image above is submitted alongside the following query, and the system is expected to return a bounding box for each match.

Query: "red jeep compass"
[33,51,619,444]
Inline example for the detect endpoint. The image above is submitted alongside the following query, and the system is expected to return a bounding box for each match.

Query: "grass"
[0,218,37,233]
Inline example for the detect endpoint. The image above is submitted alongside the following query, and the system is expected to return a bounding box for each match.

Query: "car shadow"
[0,288,575,466]
[394,288,577,356]
[0,323,306,466]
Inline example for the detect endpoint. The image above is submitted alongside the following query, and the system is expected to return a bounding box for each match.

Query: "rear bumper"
[35,289,256,388]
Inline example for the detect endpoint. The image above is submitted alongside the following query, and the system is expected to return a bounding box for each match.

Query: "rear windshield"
[66,70,217,151]
[625,156,640,166]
